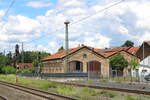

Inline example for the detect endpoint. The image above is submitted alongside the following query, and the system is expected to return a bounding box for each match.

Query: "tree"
[2,66,16,74]
[0,53,7,73]
[129,57,139,82]
[0,52,16,73]
[110,53,128,71]
[58,46,64,51]
[6,52,13,65]
[32,59,39,67]
[18,51,50,63]
[122,40,134,47]
[40,52,51,59]
[20,68,35,74]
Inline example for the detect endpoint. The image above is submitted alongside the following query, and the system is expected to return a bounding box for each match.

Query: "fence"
[20,72,150,83]
[20,73,88,78]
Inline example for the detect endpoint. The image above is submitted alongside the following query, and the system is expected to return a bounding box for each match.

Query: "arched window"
[68,61,83,73]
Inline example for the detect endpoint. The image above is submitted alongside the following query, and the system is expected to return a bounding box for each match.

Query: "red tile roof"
[98,47,140,57]
[42,45,140,60]
[107,47,129,52]
[16,63,32,68]
[93,48,102,52]
[99,51,118,57]
[127,47,140,55]
[42,46,84,60]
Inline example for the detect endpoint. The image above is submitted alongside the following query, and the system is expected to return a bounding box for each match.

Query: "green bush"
[125,96,136,100]
[48,82,58,88]
[82,87,97,95]
[20,67,35,74]
[2,66,16,74]
[56,85,76,95]
[100,90,117,98]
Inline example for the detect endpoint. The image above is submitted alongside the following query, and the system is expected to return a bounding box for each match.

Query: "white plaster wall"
[139,56,150,77]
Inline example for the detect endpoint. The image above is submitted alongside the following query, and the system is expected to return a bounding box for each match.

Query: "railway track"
[56,82,150,95]
[0,81,78,100]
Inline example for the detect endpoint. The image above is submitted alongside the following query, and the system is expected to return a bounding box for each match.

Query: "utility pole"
[141,41,145,82]
[64,20,70,72]
[38,52,41,72]
[21,42,24,64]
[15,44,19,83]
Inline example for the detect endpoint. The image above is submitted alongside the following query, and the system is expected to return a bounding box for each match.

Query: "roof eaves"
[62,46,106,59]
[105,49,137,58]
[42,46,106,61]
[42,57,62,61]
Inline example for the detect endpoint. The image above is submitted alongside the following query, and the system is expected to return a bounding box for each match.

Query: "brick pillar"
[83,61,87,73]
[101,59,109,77]
[62,60,67,73]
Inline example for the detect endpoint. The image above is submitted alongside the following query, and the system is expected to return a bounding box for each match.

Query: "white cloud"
[69,40,80,48]
[19,43,50,53]
[37,44,50,52]
[0,15,41,42]
[48,42,59,53]
[6,15,40,34]
[135,3,150,30]
[58,0,85,8]
[83,33,111,48]
[117,26,129,35]
[138,32,150,44]
[65,8,86,15]
[1,0,150,53]
[0,10,4,19]
[88,0,150,44]
[26,1,51,8]
[64,0,84,7]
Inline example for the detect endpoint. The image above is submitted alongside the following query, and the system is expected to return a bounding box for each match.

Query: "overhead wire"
[71,0,125,25]
[0,0,16,54]
[27,0,125,45]
[1,0,16,20]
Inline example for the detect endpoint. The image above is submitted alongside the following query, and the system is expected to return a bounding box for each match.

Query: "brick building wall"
[41,46,139,77]
[41,59,64,73]
[42,47,110,77]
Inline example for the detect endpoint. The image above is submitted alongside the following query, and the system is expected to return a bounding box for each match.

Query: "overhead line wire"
[0,0,16,54]
[1,0,16,20]
[71,0,125,25]
[29,0,125,43]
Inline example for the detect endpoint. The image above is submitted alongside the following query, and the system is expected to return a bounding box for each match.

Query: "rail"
[0,81,78,100]
[55,81,150,95]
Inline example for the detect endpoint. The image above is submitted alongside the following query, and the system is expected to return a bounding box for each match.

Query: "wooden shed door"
[87,61,101,78]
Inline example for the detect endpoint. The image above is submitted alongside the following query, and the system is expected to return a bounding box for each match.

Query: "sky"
[0,0,150,54]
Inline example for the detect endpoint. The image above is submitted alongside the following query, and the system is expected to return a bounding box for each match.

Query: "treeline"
[0,51,50,74]
[18,51,51,63]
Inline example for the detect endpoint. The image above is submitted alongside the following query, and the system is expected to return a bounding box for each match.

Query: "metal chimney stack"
[64,20,70,72]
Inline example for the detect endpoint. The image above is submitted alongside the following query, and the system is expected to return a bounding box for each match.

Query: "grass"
[19,78,52,90]
[0,74,16,83]
[0,74,149,100]
[0,74,57,90]
[125,96,141,100]
[56,85,76,95]
[82,87,97,96]
[100,90,117,98]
